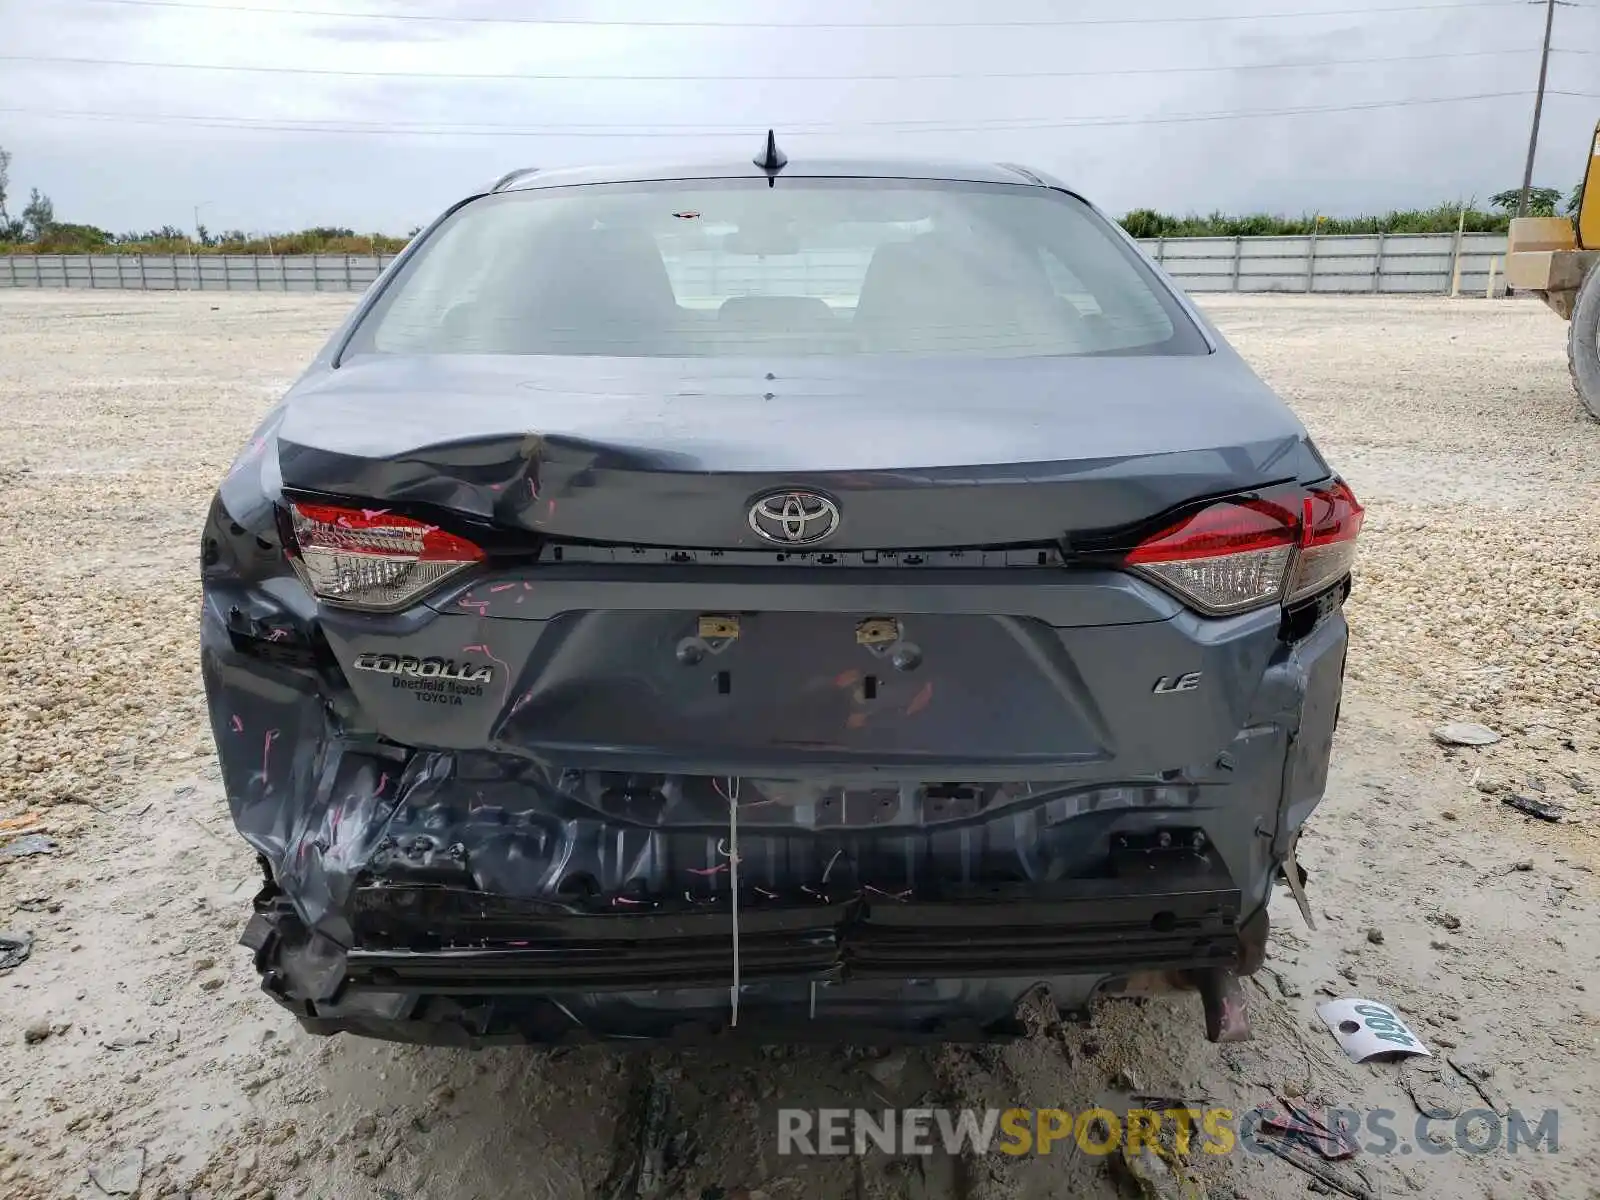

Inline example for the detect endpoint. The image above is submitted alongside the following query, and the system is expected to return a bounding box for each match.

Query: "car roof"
[485,156,1070,195]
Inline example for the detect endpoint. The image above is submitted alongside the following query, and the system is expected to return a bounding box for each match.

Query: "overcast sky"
[1,0,1596,234]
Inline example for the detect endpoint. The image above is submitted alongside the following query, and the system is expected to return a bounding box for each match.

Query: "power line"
[0,46,1564,82]
[71,0,1537,27]
[6,91,1591,140]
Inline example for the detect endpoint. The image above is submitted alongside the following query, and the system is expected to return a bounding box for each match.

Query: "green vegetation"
[0,143,1586,254]
[1118,203,1513,239]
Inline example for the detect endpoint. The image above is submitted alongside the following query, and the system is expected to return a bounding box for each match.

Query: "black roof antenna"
[753,129,787,187]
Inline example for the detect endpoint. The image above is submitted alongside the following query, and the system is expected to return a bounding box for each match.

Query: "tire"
[1571,262,1600,422]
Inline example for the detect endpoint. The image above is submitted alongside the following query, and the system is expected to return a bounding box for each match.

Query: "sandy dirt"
[1,291,1597,1200]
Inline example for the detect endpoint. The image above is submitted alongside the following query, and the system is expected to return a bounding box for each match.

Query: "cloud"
[0,0,1594,232]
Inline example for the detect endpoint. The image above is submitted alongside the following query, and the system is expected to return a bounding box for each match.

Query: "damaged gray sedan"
[201,141,1362,1047]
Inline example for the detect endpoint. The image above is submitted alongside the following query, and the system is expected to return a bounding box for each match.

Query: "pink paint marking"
[374,772,389,798]
[906,681,935,716]
[687,865,728,877]
[462,643,513,706]
[489,583,515,593]
[755,886,779,899]
[359,508,389,521]
[528,479,540,499]
[611,896,646,907]
[229,714,244,733]
[261,729,280,784]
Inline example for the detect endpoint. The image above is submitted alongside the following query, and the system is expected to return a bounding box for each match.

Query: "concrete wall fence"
[0,232,1510,296]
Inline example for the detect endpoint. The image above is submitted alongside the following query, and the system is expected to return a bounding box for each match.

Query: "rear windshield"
[350,177,1207,359]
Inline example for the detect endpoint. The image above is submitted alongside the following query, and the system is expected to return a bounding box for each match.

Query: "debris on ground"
[1316,998,1430,1062]
[1502,794,1564,822]
[1364,927,1384,945]
[866,1050,908,1087]
[1253,1136,1378,1200]
[1400,1058,1468,1119]
[0,930,33,972]
[23,1019,53,1045]
[1450,1060,1510,1116]
[87,1147,144,1196]
[601,1066,683,1200]
[1432,722,1502,747]
[1426,911,1462,931]
[1258,1097,1357,1160]
[0,834,58,860]
[1110,1141,1207,1200]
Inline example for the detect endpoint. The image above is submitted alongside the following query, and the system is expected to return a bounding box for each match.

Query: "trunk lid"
[273,352,1322,550]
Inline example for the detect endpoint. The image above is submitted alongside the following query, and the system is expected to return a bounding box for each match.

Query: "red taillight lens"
[286,501,484,610]
[1123,480,1362,615]
[1125,497,1299,614]
[1286,479,1364,604]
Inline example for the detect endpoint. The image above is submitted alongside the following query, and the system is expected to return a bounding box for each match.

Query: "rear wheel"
[1570,262,1600,421]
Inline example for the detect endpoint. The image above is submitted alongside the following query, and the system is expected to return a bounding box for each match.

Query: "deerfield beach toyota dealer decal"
[352,653,493,706]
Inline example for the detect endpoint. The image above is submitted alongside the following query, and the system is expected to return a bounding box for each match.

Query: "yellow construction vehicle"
[1505,118,1600,419]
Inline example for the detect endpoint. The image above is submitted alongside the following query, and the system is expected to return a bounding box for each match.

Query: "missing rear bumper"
[239,837,1267,1046]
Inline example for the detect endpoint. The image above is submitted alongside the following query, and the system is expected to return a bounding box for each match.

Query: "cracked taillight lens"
[285,501,484,610]
[1124,480,1362,615]
[1286,479,1365,604]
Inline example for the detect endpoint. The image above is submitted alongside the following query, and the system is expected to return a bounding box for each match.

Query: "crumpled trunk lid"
[269,351,1320,550]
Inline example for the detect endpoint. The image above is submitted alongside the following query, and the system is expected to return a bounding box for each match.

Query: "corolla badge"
[747,490,841,546]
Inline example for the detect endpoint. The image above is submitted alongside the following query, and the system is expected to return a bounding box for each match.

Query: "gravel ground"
[1,291,1597,1200]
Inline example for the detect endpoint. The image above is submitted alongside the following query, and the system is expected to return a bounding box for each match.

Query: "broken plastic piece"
[1259,1097,1358,1160]
[0,834,57,860]
[0,930,33,972]
[1278,834,1316,931]
[1502,793,1563,822]
[1316,997,1430,1062]
[1431,722,1501,747]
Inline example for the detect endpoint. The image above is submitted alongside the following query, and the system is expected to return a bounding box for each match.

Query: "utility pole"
[1517,0,1561,218]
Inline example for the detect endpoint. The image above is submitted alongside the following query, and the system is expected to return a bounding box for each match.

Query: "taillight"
[1123,480,1362,615]
[284,501,484,611]
[1285,479,1364,604]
